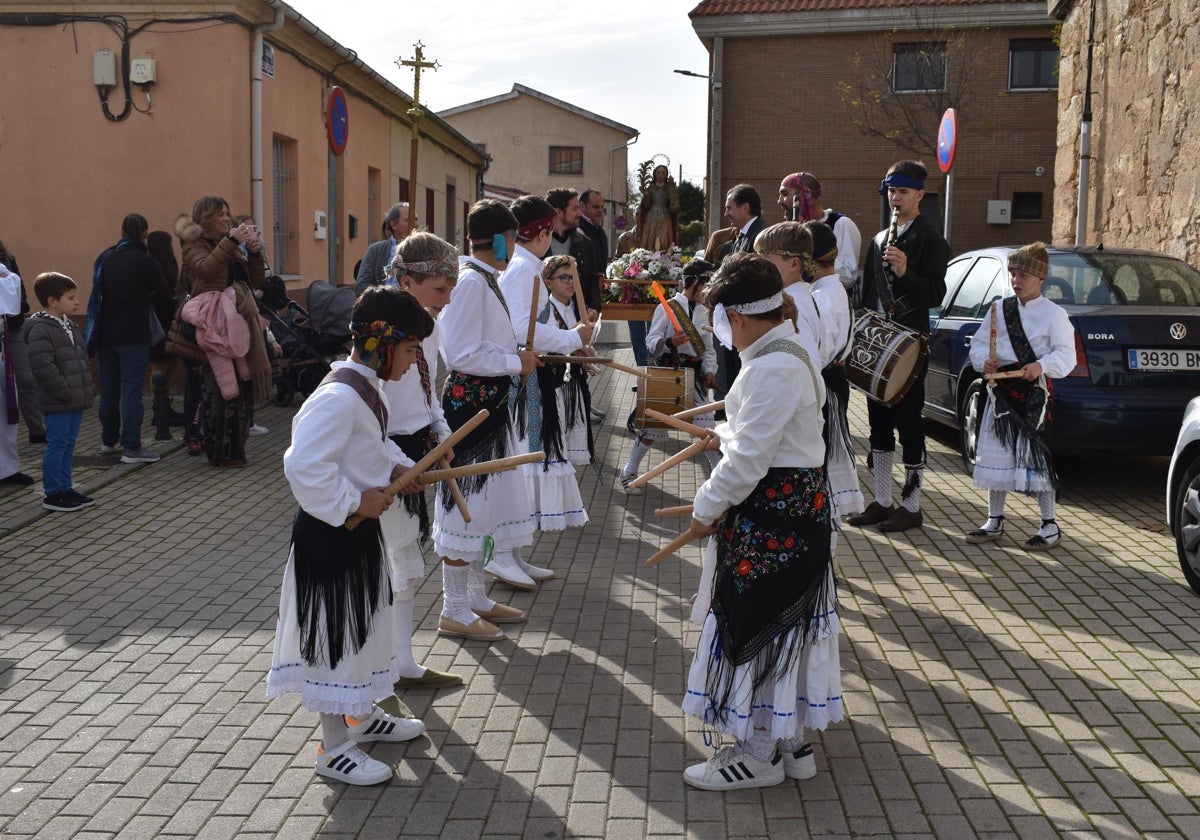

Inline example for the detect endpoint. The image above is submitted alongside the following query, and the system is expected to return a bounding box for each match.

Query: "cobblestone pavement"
[2,335,1199,839]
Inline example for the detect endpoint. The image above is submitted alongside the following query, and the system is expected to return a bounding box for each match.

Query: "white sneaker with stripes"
[344,707,425,743]
[783,742,817,780]
[683,745,785,791]
[315,739,393,786]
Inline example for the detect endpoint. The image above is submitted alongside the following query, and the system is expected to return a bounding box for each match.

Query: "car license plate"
[1127,348,1200,370]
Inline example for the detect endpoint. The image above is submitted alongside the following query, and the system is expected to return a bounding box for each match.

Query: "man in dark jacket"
[96,214,165,464]
[546,188,601,313]
[849,160,950,534]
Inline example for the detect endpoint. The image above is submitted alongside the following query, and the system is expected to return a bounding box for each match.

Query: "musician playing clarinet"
[849,161,949,533]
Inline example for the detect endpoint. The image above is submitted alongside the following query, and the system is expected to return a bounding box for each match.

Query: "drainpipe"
[1075,0,1098,246]
[707,37,724,238]
[251,5,286,231]
[609,132,639,249]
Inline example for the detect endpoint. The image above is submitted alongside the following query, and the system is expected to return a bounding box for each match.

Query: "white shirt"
[439,257,523,377]
[499,243,583,356]
[693,322,825,525]
[969,294,1077,378]
[0,265,20,317]
[824,210,863,292]
[548,296,578,329]
[783,282,822,368]
[284,360,412,528]
[645,291,716,376]
[383,322,450,438]
[810,273,852,368]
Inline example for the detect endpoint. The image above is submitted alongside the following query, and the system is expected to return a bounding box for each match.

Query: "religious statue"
[634,158,680,251]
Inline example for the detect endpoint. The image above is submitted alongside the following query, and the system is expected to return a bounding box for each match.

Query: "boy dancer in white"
[434,200,541,641]
[619,259,721,493]
[542,255,596,468]
[681,252,842,791]
[965,242,1076,549]
[266,287,432,786]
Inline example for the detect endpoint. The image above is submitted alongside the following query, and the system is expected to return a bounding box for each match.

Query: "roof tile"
[690,0,1012,16]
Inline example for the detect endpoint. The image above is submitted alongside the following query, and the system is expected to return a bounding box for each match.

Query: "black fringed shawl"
[390,427,438,543]
[990,297,1058,489]
[292,367,392,671]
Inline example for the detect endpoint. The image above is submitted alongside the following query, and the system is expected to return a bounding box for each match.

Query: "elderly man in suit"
[354,202,410,296]
[714,184,767,392]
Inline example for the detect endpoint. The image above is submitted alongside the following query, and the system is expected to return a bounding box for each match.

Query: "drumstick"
[989,300,998,362]
[346,408,489,530]
[649,281,685,334]
[654,504,694,517]
[418,451,545,483]
[673,400,724,421]
[567,257,593,328]
[646,525,702,567]
[522,275,541,388]
[442,456,471,523]
[537,355,651,379]
[644,408,711,439]
[628,437,711,489]
[985,370,1026,381]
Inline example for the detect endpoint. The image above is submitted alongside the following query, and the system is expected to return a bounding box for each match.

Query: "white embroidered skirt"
[523,457,588,531]
[380,504,427,594]
[972,398,1055,492]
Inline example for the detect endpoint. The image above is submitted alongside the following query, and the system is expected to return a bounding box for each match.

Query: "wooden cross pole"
[397,41,439,227]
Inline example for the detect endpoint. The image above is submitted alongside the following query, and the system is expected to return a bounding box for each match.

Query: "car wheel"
[1173,458,1200,597]
[958,378,985,473]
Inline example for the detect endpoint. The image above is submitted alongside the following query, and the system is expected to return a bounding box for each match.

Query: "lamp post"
[674,64,722,240]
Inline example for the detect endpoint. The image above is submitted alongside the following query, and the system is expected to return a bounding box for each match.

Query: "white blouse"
[284,360,412,527]
[810,273,853,368]
[383,322,450,438]
[499,243,583,356]
[968,294,1077,378]
[693,322,825,525]
[646,291,717,375]
[783,282,823,368]
[439,257,523,378]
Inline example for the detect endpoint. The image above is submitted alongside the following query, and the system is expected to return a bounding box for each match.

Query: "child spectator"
[25,273,96,511]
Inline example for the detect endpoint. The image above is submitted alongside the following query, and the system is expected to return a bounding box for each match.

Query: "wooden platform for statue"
[602,303,657,321]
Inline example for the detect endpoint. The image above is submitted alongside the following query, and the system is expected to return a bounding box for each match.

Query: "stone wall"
[1054,0,1200,264]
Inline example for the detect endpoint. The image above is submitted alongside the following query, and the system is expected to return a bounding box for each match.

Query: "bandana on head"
[878,172,925,195]
[711,292,785,350]
[517,215,555,242]
[351,319,408,379]
[387,255,457,284]
[781,172,821,221]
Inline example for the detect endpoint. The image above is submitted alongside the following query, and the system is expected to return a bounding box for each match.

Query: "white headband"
[711,292,784,350]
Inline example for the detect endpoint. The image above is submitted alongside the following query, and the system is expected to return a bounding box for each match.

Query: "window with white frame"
[892,42,946,93]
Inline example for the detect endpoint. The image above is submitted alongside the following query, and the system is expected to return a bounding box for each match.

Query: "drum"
[844,311,927,407]
[635,367,695,429]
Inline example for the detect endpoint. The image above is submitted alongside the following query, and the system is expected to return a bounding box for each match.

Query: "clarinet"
[881,205,900,316]
[791,192,802,222]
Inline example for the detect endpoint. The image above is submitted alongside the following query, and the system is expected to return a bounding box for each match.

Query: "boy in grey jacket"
[26,273,96,511]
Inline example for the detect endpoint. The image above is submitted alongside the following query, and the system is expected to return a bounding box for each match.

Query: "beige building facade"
[439,84,637,247]
[0,0,486,301]
[1051,0,1200,265]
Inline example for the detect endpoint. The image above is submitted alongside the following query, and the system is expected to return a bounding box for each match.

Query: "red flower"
[451,384,465,398]
[782,483,794,494]
[784,537,795,549]
[765,488,777,500]
[767,538,779,550]
[813,492,825,510]
[737,560,752,576]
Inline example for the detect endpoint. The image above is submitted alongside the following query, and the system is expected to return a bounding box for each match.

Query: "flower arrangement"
[602,246,691,304]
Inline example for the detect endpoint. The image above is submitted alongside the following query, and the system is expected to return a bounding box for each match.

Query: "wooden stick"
[654,504,694,517]
[644,409,710,439]
[673,400,724,421]
[525,274,541,350]
[607,360,651,379]
[418,451,545,483]
[649,281,684,333]
[628,438,710,489]
[989,299,998,362]
[646,526,702,567]
[345,408,489,530]
[567,257,593,326]
[539,355,651,379]
[985,370,1026,381]
[443,457,470,524]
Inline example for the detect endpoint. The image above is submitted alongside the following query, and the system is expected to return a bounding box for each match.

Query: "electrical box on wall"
[987,200,1012,225]
[314,211,328,240]
[93,50,117,87]
[130,58,157,86]
[348,214,359,240]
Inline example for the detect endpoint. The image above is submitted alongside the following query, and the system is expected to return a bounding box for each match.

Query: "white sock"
[1038,490,1055,521]
[778,734,808,753]
[393,591,423,679]
[871,450,894,506]
[440,562,475,625]
[623,439,653,475]
[900,464,922,513]
[467,558,497,611]
[320,713,349,749]
[743,709,777,761]
[989,489,1007,519]
[1037,519,1060,539]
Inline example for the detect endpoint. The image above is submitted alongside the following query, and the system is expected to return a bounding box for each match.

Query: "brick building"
[1051,0,1200,265]
[689,0,1060,261]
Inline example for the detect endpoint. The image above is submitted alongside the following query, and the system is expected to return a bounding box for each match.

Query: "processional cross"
[396,42,439,227]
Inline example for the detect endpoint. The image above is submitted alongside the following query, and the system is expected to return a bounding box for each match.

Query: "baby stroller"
[257,277,354,406]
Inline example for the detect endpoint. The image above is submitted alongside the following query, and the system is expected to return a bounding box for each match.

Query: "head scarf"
[1008,242,1049,279]
[878,171,925,195]
[781,172,821,222]
[351,319,408,380]
[711,292,784,350]
[517,215,554,242]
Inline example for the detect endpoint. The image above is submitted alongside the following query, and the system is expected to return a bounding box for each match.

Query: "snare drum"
[635,367,695,429]
[844,312,927,407]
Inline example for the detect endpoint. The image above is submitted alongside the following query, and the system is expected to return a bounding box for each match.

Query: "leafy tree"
[677,180,706,225]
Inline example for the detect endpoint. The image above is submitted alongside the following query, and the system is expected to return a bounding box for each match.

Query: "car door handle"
[962,335,973,347]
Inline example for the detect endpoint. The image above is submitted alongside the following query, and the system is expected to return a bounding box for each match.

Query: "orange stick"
[649,281,684,334]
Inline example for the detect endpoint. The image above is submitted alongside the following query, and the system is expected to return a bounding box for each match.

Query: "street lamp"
[673,69,709,79]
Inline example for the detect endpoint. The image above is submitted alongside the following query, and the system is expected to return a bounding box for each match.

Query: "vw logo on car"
[1171,322,1188,340]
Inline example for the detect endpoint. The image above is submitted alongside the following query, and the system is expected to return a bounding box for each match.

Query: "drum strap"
[754,338,821,402]
[667,298,706,357]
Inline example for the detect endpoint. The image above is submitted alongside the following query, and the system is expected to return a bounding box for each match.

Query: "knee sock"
[871,450,894,506]
[467,558,496,612]
[743,708,777,761]
[623,438,653,475]
[320,713,349,749]
[778,733,808,754]
[899,464,923,513]
[392,590,423,679]
[1037,491,1059,538]
[977,490,1007,531]
[440,561,475,625]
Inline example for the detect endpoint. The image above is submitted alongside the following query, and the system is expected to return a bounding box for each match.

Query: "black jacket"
[552,229,602,312]
[578,216,609,276]
[97,240,166,347]
[859,214,949,335]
